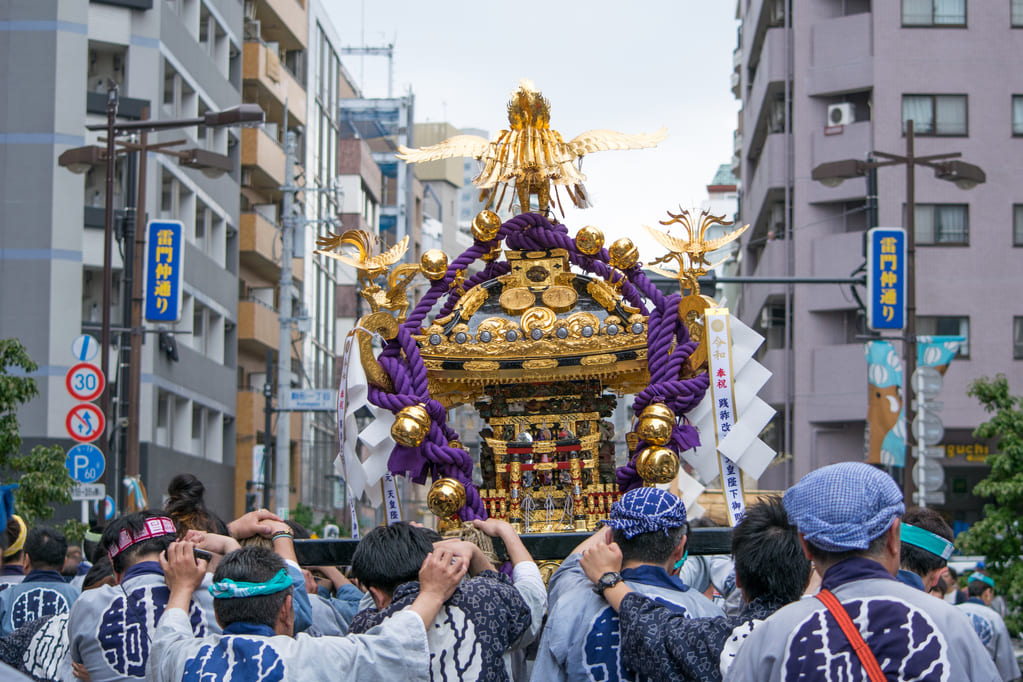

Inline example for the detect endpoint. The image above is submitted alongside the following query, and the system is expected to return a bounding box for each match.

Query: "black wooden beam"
[293,527,732,566]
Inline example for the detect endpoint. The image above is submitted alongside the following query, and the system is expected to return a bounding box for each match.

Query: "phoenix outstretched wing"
[701,224,750,253]
[371,235,410,268]
[396,135,492,162]
[643,224,691,253]
[567,127,668,156]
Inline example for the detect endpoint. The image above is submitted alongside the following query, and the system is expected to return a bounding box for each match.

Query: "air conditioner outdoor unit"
[827,103,854,127]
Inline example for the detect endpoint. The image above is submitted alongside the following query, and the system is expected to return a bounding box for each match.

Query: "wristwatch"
[593,571,624,596]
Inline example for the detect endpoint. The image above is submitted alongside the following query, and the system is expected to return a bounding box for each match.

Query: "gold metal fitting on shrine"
[472,210,502,241]
[575,226,605,256]
[636,403,676,446]
[609,238,639,270]
[421,249,449,281]
[635,446,680,485]
[427,477,467,518]
[391,405,432,447]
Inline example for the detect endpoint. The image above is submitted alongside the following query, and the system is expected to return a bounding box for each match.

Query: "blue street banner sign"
[145,220,184,322]
[866,227,906,331]
[66,443,106,483]
[71,334,99,363]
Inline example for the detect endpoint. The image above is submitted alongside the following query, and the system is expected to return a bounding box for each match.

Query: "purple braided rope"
[363,211,712,514]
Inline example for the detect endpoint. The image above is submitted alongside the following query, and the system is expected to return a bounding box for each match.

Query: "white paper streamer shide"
[680,310,777,520]
[335,331,399,537]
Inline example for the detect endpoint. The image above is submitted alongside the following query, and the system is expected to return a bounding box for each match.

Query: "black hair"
[100,509,177,574]
[25,526,67,570]
[165,473,230,536]
[732,496,810,603]
[611,524,687,566]
[213,546,292,629]
[805,529,890,566]
[351,522,434,595]
[284,520,311,539]
[900,507,953,577]
[83,555,114,591]
[968,578,992,599]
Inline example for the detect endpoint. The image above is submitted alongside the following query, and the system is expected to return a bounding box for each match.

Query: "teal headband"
[209,569,292,600]
[900,523,954,561]
[968,573,995,589]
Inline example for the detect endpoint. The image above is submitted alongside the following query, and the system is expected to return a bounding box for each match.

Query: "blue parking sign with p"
[66,443,105,484]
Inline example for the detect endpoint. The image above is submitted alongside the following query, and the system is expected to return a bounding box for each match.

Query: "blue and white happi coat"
[957,598,1021,681]
[67,561,218,681]
[0,569,79,635]
[725,557,1001,681]
[532,553,724,682]
[349,569,533,682]
[149,607,433,682]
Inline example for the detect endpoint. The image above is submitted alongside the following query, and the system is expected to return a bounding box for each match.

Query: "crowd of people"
[0,464,1016,680]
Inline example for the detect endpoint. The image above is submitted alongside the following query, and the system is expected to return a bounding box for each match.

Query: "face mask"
[673,549,689,574]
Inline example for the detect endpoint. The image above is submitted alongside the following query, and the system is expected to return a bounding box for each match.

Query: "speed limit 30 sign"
[66,363,105,402]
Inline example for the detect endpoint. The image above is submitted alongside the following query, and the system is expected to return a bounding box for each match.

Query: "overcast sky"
[325,1,740,249]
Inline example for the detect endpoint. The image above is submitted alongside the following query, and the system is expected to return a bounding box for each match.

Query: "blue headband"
[900,524,954,560]
[209,569,292,600]
[968,573,995,589]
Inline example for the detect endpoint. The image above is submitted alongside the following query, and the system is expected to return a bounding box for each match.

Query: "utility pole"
[275,130,297,519]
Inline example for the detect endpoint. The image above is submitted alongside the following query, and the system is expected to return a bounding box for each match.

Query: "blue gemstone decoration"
[582,326,594,337]
[606,324,619,336]
[531,328,543,340]
[556,327,569,339]
[429,334,442,345]
[506,330,518,342]
[480,331,492,343]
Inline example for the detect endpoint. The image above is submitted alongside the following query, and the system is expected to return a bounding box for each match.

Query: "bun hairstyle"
[165,473,229,536]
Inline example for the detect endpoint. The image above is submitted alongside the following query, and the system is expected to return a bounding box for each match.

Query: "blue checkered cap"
[783,462,905,552]
[603,487,687,539]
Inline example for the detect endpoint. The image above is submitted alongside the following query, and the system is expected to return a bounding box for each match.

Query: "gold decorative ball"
[472,210,502,241]
[609,238,639,270]
[636,403,676,446]
[421,249,449,281]
[427,478,466,518]
[390,405,432,447]
[575,226,605,255]
[635,446,680,485]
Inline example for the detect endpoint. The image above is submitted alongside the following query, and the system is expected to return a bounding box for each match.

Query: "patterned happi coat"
[617,591,787,681]
[725,557,1001,681]
[0,569,79,635]
[67,561,218,681]
[349,570,532,682]
[532,554,724,682]
[149,609,432,682]
[957,598,1021,681]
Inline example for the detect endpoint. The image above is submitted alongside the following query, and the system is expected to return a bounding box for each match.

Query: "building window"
[1015,205,1023,246]
[1013,96,1023,135]
[1014,0,1023,26]
[913,204,969,245]
[917,316,969,357]
[1015,317,1023,358]
[902,95,967,136]
[902,0,966,26]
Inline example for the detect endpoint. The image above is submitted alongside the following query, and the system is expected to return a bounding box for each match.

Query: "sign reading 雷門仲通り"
[867,227,906,331]
[144,220,184,322]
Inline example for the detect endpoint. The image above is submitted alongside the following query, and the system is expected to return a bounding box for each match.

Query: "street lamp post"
[62,95,263,515]
[812,120,986,503]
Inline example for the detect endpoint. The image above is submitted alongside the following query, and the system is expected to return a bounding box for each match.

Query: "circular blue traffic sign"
[66,443,105,484]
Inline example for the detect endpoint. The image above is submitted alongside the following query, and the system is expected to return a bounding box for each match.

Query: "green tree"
[956,374,1023,632]
[0,339,80,541]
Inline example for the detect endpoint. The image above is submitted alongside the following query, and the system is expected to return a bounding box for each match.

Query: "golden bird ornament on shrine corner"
[644,208,749,284]
[396,79,668,218]
[314,230,421,320]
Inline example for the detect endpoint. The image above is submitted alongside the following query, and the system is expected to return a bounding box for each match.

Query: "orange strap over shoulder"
[815,589,887,682]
